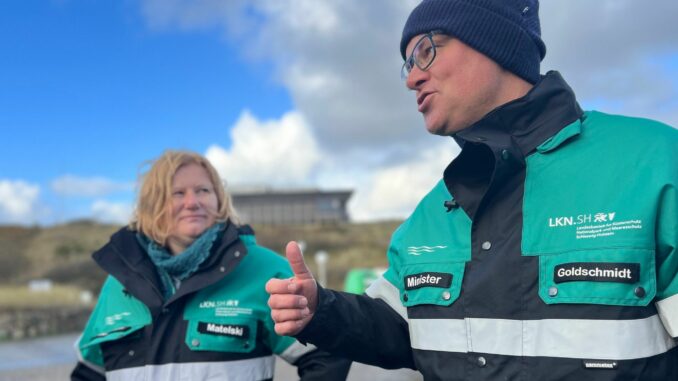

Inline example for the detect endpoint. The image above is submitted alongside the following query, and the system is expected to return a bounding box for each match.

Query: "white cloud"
[141,0,424,156]
[51,175,134,197]
[0,180,42,224]
[344,140,459,221]
[140,0,247,35]
[540,0,678,126]
[205,110,321,187]
[256,1,340,34]
[91,200,134,225]
[204,107,459,221]
[247,1,425,153]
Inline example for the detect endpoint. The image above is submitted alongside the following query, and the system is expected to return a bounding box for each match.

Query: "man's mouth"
[417,91,433,111]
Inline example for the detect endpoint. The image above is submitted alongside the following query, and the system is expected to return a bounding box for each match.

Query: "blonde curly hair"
[129,150,240,246]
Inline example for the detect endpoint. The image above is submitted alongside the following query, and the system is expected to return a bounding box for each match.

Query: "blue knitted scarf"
[137,223,223,300]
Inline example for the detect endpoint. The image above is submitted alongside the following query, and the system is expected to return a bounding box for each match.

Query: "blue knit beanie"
[400,0,546,84]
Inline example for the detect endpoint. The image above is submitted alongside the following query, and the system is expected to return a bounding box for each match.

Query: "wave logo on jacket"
[407,245,447,256]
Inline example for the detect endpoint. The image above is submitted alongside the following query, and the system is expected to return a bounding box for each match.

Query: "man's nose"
[405,65,427,90]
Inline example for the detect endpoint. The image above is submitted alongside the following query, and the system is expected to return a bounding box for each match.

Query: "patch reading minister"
[405,272,452,290]
[554,262,640,284]
[198,322,249,338]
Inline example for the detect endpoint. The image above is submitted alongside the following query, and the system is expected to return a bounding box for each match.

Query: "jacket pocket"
[399,258,466,308]
[184,316,258,353]
[537,248,656,306]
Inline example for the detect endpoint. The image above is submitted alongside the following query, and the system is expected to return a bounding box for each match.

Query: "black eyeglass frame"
[401,31,443,81]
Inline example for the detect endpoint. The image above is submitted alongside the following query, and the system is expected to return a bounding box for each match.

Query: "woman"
[71,150,350,380]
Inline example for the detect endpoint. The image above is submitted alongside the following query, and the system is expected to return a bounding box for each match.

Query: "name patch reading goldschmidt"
[554,262,639,284]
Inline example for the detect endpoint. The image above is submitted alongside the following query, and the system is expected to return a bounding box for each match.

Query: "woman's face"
[167,163,219,253]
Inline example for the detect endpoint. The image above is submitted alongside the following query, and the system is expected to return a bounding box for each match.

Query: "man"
[266,0,678,379]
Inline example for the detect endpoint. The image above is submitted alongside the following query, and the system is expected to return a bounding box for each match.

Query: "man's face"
[403,33,507,136]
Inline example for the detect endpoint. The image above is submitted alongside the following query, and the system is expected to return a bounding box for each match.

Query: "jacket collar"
[453,70,583,158]
[166,222,246,305]
[93,221,247,312]
[442,71,583,220]
[93,227,165,309]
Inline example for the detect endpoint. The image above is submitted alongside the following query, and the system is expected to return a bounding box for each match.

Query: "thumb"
[286,241,314,281]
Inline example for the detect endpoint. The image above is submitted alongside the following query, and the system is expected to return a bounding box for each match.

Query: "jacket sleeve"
[71,278,114,381]
[263,263,353,380]
[71,362,106,381]
[295,283,415,370]
[294,224,415,370]
[292,347,352,381]
[268,324,351,381]
[655,179,678,337]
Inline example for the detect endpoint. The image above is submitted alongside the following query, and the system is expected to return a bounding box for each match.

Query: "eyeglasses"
[401,31,441,81]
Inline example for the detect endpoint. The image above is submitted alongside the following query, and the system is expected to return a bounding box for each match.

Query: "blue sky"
[1,1,292,223]
[1,1,677,225]
[1,1,291,179]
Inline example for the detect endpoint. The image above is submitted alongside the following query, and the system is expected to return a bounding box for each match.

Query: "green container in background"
[343,267,385,294]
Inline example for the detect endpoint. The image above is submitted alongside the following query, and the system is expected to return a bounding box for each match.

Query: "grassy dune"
[253,221,401,288]
[0,220,402,306]
[0,285,91,308]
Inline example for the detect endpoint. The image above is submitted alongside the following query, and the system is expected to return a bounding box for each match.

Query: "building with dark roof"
[230,188,352,225]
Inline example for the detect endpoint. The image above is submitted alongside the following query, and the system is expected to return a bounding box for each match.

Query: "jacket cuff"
[295,283,336,344]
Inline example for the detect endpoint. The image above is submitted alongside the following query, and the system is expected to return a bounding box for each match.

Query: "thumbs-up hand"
[266,241,318,336]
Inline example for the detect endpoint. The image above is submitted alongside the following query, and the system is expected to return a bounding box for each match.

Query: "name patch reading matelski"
[198,322,249,338]
[554,262,639,284]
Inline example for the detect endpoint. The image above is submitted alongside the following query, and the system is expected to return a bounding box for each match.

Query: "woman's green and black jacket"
[71,223,349,381]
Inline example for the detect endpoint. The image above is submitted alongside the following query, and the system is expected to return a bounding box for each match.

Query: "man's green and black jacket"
[296,72,678,380]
